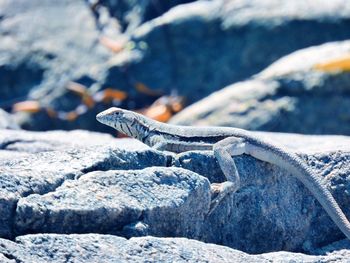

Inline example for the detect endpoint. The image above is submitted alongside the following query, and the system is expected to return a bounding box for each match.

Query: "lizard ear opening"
[120,111,136,123]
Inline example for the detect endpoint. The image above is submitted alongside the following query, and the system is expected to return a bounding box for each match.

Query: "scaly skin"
[96,107,350,240]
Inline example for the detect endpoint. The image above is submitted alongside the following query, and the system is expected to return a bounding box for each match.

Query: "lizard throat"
[117,120,150,142]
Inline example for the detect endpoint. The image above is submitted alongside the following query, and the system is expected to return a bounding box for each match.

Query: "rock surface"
[95,0,195,32]
[15,167,210,239]
[0,0,112,102]
[0,0,118,132]
[0,109,19,130]
[0,234,349,262]
[175,132,350,253]
[2,0,350,131]
[129,0,350,103]
[0,128,350,260]
[1,234,348,263]
[171,40,350,135]
[0,129,168,238]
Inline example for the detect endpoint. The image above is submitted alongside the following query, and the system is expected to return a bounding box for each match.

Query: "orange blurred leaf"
[135,82,163,96]
[100,36,125,53]
[139,95,185,122]
[102,88,128,103]
[66,82,87,96]
[82,95,95,108]
[314,55,350,72]
[46,107,57,118]
[171,101,183,113]
[66,82,95,108]
[65,111,78,121]
[143,104,172,122]
[12,101,41,113]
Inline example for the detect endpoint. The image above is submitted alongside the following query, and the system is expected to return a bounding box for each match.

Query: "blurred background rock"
[1,0,350,135]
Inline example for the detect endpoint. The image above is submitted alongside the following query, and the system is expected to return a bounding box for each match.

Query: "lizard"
[96,107,350,240]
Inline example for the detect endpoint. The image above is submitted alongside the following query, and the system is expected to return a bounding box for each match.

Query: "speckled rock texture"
[0,129,168,238]
[15,167,210,239]
[0,235,349,262]
[175,132,350,253]
[0,129,350,261]
[170,40,350,135]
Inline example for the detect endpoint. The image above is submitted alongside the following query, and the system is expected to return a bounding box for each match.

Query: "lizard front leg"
[210,137,246,215]
[152,135,246,215]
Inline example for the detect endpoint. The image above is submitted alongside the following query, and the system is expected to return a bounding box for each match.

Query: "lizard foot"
[209,181,236,216]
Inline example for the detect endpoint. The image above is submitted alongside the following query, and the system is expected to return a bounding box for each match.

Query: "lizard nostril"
[96,107,123,124]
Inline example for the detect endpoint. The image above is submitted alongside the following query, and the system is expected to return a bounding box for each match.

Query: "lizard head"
[96,107,150,140]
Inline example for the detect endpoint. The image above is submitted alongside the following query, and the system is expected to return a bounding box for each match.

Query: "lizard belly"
[166,140,213,153]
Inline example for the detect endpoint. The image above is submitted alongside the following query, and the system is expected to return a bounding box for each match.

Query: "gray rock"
[0,129,168,238]
[173,132,350,253]
[3,0,350,132]
[0,109,19,130]
[170,40,350,135]
[0,0,112,100]
[0,0,196,132]
[0,129,147,153]
[15,167,210,238]
[0,234,268,262]
[0,253,15,263]
[96,0,195,33]
[0,0,116,131]
[1,129,350,256]
[129,0,350,103]
[0,0,188,132]
[0,234,348,262]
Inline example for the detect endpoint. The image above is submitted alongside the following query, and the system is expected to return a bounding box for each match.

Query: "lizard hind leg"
[209,137,247,215]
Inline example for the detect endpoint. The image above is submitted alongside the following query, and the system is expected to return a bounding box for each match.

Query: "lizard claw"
[208,182,237,216]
